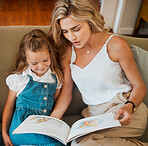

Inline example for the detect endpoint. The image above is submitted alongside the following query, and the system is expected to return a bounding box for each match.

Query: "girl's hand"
[115,103,133,126]
[2,133,13,146]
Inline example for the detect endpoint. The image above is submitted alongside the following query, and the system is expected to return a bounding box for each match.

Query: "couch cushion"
[0,132,4,146]
[63,115,83,127]
[130,45,148,142]
[64,83,87,116]
[130,45,148,108]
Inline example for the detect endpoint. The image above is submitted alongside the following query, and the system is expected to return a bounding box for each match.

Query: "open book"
[13,112,121,145]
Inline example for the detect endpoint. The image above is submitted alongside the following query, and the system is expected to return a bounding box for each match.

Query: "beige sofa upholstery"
[0,26,148,143]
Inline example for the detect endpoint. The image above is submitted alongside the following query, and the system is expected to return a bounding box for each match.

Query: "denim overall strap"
[51,73,57,85]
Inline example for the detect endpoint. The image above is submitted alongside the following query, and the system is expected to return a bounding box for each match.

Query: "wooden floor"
[0,0,57,26]
[0,0,100,26]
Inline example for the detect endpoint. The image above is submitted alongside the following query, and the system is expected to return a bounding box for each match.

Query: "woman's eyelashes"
[62,30,68,34]
[62,27,80,34]
[73,28,80,32]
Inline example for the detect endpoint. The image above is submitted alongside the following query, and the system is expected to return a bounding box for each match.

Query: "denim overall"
[9,75,64,146]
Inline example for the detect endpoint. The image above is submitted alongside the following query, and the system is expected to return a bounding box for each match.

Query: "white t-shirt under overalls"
[70,34,132,105]
[6,67,62,97]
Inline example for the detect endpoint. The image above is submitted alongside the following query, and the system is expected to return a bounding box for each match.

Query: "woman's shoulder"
[107,34,132,61]
[96,32,126,48]
[108,34,129,49]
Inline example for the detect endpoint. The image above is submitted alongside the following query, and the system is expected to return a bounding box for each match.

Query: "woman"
[49,0,148,145]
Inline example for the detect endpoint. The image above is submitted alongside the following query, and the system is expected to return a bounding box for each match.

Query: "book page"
[67,112,121,142]
[13,115,70,145]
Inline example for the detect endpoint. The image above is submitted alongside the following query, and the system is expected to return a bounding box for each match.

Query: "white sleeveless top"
[70,34,132,105]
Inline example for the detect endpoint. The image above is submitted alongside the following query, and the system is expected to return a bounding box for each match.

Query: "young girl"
[49,0,148,145]
[2,29,64,146]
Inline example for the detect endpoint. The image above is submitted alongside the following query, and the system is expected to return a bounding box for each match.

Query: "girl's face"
[60,16,91,49]
[26,45,51,77]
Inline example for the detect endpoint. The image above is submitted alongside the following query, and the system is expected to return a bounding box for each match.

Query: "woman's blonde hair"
[10,29,63,83]
[49,0,105,58]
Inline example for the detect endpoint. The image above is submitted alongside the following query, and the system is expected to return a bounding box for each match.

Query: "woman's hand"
[115,103,133,126]
[2,133,13,146]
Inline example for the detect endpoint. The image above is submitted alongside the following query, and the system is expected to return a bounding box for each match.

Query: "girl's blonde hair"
[49,0,105,58]
[10,29,63,83]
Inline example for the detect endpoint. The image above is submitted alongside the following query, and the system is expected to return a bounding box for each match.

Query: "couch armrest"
[119,35,148,51]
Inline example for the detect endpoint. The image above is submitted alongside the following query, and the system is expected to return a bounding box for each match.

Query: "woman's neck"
[85,32,107,50]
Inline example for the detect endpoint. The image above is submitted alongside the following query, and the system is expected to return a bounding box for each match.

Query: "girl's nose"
[39,63,45,69]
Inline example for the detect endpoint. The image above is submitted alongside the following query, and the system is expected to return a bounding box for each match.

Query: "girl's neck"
[31,69,45,77]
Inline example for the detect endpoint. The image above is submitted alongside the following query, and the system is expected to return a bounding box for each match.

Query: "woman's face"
[60,16,91,48]
[26,45,51,77]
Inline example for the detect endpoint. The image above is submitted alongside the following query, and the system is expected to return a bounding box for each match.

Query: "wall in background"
[100,0,142,35]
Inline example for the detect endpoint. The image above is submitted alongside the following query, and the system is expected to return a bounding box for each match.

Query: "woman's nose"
[69,32,76,41]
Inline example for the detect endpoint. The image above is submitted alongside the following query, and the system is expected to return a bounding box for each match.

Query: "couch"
[0,26,148,144]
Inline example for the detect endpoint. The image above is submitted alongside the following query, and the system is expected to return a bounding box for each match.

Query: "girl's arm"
[2,89,17,146]
[50,47,73,119]
[108,36,146,125]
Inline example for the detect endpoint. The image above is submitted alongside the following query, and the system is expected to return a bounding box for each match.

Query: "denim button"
[44,84,47,88]
[44,97,47,100]
[43,109,47,113]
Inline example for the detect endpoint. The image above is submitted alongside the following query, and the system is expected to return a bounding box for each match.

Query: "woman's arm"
[54,89,61,102]
[2,89,17,146]
[108,36,146,125]
[50,47,73,119]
